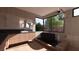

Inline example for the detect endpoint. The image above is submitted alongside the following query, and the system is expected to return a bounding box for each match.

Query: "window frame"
[35,17,44,31]
[72,7,79,17]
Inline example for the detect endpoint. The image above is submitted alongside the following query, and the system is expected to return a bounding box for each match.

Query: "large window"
[35,10,64,32]
[35,18,44,31]
[44,13,64,32]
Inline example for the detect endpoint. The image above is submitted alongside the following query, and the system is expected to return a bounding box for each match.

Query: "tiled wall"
[64,9,79,50]
[1,7,79,51]
[0,7,36,29]
[0,7,37,50]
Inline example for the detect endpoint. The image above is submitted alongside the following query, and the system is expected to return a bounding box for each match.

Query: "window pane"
[74,8,79,16]
[35,18,43,31]
[44,14,64,32]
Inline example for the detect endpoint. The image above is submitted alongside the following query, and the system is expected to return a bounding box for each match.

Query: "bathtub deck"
[6,40,48,51]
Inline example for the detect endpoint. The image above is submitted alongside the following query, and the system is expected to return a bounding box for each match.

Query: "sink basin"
[21,31,29,33]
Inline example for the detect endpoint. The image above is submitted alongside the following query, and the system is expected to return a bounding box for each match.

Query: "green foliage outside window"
[45,13,64,32]
[36,23,43,31]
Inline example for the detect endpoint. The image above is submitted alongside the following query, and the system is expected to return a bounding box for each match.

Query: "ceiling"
[17,7,73,17]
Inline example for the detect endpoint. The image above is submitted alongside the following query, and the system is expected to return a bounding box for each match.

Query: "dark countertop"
[0,28,32,31]
[0,28,33,45]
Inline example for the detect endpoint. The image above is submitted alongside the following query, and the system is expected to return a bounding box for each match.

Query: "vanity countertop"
[0,28,32,31]
[0,28,33,44]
